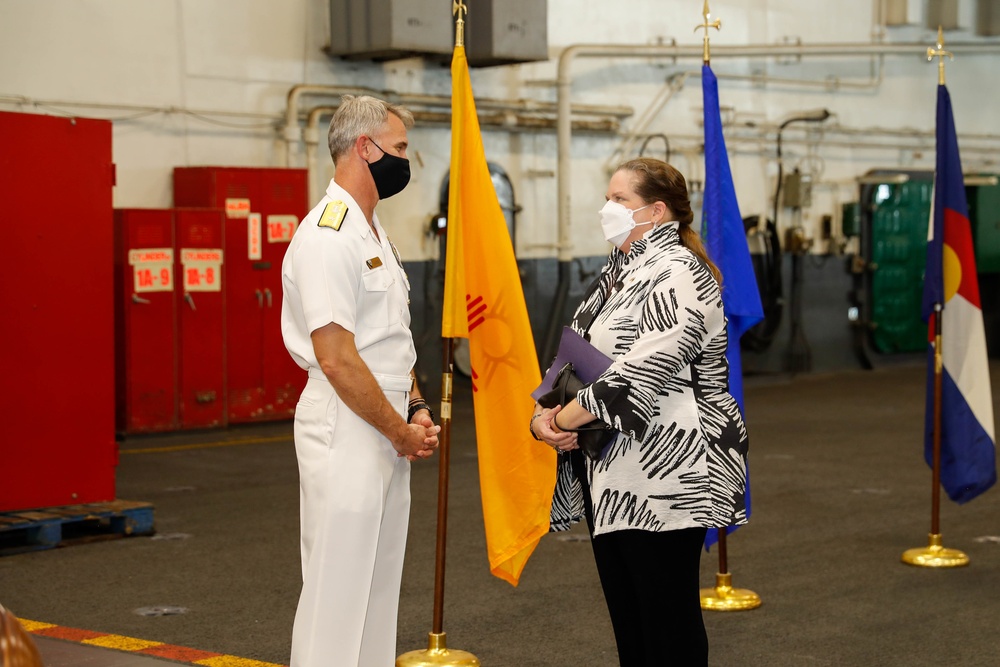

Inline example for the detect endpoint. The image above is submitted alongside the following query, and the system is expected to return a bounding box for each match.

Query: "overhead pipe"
[284,83,633,166]
[302,104,621,204]
[557,40,1000,263]
[606,54,887,175]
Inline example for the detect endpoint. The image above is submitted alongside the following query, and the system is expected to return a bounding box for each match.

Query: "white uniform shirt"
[281,180,416,379]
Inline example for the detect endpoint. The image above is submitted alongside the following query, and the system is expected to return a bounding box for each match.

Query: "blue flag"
[921,84,996,503]
[701,64,765,549]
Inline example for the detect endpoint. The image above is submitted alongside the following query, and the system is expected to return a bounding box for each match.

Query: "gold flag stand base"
[901,533,969,568]
[700,572,762,612]
[397,633,481,667]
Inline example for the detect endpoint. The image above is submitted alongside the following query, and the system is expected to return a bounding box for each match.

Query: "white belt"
[307,367,413,392]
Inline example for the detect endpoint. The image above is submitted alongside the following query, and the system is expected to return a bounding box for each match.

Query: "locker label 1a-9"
[267,215,298,243]
[181,248,223,293]
[248,213,262,260]
[128,247,174,293]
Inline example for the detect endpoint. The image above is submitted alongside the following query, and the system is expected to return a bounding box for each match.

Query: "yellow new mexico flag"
[442,44,556,586]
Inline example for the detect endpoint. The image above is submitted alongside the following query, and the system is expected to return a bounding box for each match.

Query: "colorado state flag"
[921,83,997,504]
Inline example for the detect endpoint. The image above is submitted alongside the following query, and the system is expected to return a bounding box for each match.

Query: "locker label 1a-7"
[267,215,298,243]
[128,247,174,293]
[181,248,223,292]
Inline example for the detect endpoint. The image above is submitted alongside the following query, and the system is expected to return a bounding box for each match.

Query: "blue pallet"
[0,500,155,555]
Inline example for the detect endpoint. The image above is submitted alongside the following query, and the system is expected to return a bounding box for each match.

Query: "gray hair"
[327,95,414,163]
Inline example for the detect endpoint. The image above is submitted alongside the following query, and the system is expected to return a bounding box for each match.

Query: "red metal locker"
[114,209,179,434]
[175,208,227,429]
[173,167,307,423]
[260,170,309,417]
[0,111,116,512]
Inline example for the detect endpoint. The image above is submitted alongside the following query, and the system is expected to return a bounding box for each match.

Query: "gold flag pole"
[694,0,720,65]
[902,34,969,567]
[902,31,966,568]
[927,26,953,87]
[697,1,761,611]
[397,2,481,665]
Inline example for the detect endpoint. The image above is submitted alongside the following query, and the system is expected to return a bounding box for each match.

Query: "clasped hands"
[394,411,440,461]
[534,405,579,454]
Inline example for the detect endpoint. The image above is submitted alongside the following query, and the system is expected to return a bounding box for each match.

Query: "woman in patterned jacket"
[530,158,749,667]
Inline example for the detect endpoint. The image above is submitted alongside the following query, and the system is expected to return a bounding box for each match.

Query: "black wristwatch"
[407,400,434,423]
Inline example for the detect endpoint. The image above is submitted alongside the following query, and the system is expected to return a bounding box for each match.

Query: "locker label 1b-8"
[180,247,223,293]
[128,247,174,293]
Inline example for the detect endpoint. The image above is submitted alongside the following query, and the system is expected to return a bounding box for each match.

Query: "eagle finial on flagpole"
[453,0,468,48]
[927,25,953,85]
[695,0,721,65]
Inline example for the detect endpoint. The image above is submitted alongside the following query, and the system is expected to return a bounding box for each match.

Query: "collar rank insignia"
[318,200,348,231]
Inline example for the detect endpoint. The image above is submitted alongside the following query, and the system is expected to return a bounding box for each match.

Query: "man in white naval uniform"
[280,95,439,667]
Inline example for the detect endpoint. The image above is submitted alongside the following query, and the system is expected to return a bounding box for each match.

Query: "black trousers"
[572,450,709,667]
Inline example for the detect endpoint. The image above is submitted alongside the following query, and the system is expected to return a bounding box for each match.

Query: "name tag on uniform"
[366,256,383,269]
[318,201,348,231]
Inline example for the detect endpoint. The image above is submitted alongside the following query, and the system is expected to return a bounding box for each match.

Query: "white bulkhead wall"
[1,0,997,259]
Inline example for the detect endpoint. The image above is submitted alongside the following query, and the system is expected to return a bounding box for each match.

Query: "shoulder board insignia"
[318,200,348,231]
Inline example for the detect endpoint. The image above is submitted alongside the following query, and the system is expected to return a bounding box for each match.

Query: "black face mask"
[366,139,410,200]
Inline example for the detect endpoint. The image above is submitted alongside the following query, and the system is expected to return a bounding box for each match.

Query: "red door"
[224,207,267,422]
[114,209,178,434]
[175,208,226,429]
[0,111,115,511]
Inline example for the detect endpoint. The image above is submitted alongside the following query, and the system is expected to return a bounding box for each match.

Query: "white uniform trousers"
[290,373,411,667]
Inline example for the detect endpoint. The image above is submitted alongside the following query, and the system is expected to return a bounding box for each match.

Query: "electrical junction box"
[782,169,813,209]
[328,0,452,61]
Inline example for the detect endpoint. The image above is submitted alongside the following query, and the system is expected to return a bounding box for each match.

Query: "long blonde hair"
[617,158,722,284]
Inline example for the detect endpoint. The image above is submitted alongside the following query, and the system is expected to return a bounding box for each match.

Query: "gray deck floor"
[3,361,1000,666]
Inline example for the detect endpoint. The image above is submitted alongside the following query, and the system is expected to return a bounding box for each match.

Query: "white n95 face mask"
[599,200,652,248]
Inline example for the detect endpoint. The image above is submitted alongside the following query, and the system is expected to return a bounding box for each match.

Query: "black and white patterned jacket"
[550,221,749,536]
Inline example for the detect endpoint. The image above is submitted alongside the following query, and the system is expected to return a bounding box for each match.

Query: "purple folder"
[531,327,614,401]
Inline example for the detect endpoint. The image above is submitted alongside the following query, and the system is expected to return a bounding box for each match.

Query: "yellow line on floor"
[120,434,292,454]
[84,634,162,651]
[196,657,285,667]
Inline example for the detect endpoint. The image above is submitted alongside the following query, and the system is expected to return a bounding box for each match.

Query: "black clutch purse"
[537,362,618,460]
